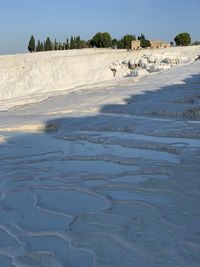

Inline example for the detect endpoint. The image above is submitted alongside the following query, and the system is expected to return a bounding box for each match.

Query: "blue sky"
[0,0,199,54]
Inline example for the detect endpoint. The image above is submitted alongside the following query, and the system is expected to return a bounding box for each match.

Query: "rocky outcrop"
[110,54,191,79]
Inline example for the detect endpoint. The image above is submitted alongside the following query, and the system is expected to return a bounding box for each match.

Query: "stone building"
[150,40,170,49]
[131,40,141,50]
[131,40,170,50]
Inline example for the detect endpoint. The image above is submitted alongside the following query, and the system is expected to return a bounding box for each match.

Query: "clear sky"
[0,0,199,55]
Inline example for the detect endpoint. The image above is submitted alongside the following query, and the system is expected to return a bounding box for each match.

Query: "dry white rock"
[0,46,200,110]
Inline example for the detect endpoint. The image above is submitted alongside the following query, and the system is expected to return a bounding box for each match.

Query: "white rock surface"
[0,48,200,267]
[0,46,200,111]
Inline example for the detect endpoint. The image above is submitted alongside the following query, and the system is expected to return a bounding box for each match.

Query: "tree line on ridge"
[28,32,193,53]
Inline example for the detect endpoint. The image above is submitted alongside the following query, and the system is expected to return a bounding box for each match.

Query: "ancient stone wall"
[131,40,170,50]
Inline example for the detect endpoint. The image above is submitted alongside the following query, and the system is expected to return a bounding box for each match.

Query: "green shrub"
[140,39,151,48]
[90,32,112,48]
[174,32,191,46]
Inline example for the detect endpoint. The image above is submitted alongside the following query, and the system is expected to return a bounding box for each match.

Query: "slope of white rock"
[0,46,200,111]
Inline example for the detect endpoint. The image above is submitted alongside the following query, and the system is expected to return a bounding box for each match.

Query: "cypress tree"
[138,33,145,41]
[28,35,35,52]
[36,40,40,52]
[70,36,75,49]
[45,37,52,51]
[76,36,81,49]
[54,38,58,50]
[138,33,151,48]
[74,37,77,49]
[65,38,69,50]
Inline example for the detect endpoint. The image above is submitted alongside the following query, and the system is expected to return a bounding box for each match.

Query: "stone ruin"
[131,40,170,50]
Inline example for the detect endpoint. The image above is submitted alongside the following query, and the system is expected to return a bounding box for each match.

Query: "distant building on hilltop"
[131,40,141,50]
[150,40,170,49]
[131,40,170,50]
